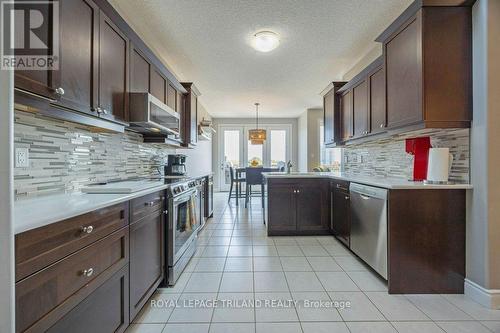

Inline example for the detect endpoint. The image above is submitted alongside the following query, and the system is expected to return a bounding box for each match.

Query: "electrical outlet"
[15,148,29,168]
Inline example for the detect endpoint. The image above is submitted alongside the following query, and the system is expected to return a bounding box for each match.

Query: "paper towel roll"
[427,148,453,182]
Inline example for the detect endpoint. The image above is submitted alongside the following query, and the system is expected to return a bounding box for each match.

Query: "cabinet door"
[150,67,166,103]
[323,89,335,145]
[369,66,386,133]
[340,90,353,141]
[268,184,296,232]
[14,2,59,100]
[167,82,177,110]
[55,0,99,115]
[385,16,422,129]
[189,93,198,144]
[129,212,164,320]
[130,46,150,93]
[332,189,350,247]
[98,12,129,123]
[46,265,129,333]
[352,80,368,137]
[296,181,329,232]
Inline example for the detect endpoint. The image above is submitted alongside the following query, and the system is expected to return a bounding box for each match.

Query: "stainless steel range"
[166,179,201,286]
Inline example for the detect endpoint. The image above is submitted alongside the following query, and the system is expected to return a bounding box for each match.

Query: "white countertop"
[263,172,473,190]
[14,180,172,235]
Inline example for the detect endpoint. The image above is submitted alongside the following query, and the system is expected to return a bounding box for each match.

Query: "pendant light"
[248,102,266,145]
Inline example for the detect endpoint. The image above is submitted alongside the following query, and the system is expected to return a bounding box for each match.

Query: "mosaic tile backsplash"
[343,128,470,183]
[14,110,175,197]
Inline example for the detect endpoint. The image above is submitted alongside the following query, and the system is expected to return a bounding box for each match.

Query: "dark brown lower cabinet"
[46,264,129,333]
[267,178,330,236]
[296,181,330,232]
[129,209,164,320]
[16,227,129,333]
[331,184,351,247]
[268,183,297,234]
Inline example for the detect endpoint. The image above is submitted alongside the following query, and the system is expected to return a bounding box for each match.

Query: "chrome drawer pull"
[145,201,156,207]
[81,225,94,234]
[55,87,65,95]
[345,196,350,200]
[81,268,94,277]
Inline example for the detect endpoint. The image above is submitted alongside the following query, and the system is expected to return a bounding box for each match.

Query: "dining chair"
[228,166,245,205]
[245,167,279,208]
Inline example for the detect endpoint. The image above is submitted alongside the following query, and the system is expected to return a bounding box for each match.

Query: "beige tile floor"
[126,193,500,333]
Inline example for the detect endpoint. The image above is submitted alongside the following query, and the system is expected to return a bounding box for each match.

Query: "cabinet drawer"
[130,191,164,223]
[16,227,129,333]
[16,202,129,281]
[46,265,129,333]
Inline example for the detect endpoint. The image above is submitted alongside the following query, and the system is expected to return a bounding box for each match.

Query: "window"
[224,130,241,167]
[270,130,287,167]
[247,140,263,166]
[319,124,343,172]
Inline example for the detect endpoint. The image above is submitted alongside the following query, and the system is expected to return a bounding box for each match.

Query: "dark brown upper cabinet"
[336,57,384,144]
[130,46,150,93]
[14,1,59,101]
[181,82,201,147]
[150,67,167,104]
[321,82,346,147]
[352,79,369,138]
[167,82,177,110]
[98,12,129,124]
[340,90,353,142]
[368,65,386,134]
[376,4,472,130]
[13,0,189,133]
[55,0,99,116]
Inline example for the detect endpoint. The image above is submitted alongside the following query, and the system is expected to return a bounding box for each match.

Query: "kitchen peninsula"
[264,172,472,294]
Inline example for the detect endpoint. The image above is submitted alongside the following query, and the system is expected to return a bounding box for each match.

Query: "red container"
[405,137,432,181]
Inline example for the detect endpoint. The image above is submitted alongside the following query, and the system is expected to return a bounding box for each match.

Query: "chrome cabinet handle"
[55,87,65,95]
[163,210,168,215]
[81,225,94,234]
[81,268,94,277]
[379,123,385,128]
[102,109,108,115]
[345,196,350,200]
[96,107,102,113]
[145,201,156,207]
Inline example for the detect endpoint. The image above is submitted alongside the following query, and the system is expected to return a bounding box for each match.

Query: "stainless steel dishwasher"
[350,183,388,279]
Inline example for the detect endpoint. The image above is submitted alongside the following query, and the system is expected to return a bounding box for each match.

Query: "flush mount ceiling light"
[252,31,280,53]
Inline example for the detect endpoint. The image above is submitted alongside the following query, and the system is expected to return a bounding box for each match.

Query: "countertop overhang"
[262,172,473,190]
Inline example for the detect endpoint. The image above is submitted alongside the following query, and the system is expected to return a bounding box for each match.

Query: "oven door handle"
[172,189,197,203]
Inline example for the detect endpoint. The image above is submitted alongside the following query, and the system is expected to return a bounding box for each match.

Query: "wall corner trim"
[464,278,500,309]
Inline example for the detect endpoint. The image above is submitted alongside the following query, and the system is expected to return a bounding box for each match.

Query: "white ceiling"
[109,0,412,118]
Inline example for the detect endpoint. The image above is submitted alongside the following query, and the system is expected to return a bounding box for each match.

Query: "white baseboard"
[464,279,500,309]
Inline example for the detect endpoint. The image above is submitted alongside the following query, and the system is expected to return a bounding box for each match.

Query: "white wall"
[307,109,323,171]
[297,108,324,172]
[297,111,308,172]
[176,103,213,177]
[465,0,500,309]
[0,69,15,332]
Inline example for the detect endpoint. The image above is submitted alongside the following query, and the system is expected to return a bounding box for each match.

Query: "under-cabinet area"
[264,174,468,294]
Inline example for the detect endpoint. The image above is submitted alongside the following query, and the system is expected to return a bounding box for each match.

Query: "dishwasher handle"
[349,183,388,200]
